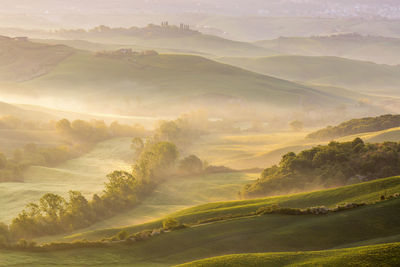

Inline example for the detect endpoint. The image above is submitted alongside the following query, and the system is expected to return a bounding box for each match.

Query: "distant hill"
[308,114,400,140]
[13,50,369,119]
[0,35,74,82]
[0,37,386,120]
[32,38,212,56]
[0,101,55,120]
[254,33,400,65]
[0,24,276,57]
[219,55,400,96]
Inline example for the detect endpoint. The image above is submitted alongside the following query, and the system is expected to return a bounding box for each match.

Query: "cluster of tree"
[152,116,205,150]
[0,144,77,182]
[95,48,158,58]
[6,141,178,240]
[0,118,146,183]
[307,114,400,140]
[55,24,200,39]
[241,138,400,198]
[55,119,146,144]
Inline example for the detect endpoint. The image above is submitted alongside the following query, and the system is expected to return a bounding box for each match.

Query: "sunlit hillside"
[16,50,366,118]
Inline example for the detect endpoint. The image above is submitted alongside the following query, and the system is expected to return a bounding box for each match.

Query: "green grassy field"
[37,171,257,243]
[0,137,133,224]
[178,242,400,267]
[2,197,400,266]
[0,132,259,233]
[51,176,400,243]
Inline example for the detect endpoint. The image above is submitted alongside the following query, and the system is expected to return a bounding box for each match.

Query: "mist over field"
[0,1,400,266]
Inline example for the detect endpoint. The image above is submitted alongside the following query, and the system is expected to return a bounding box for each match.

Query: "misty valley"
[0,1,400,266]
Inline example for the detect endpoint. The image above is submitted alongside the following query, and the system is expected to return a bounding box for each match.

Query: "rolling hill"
[1,24,277,57]
[0,37,388,120]
[3,177,400,266]
[47,176,400,243]
[178,242,400,267]
[254,33,400,65]
[219,55,400,97]
[14,50,377,119]
[0,101,55,120]
[0,35,74,82]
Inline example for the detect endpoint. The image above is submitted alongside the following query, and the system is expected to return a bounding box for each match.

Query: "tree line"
[0,113,234,243]
[0,118,147,183]
[241,138,400,198]
[4,141,179,241]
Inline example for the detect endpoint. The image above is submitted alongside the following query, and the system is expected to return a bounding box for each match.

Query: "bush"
[162,217,181,230]
[117,230,129,240]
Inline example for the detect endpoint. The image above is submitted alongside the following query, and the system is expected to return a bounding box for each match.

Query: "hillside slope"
[15,52,370,118]
[178,242,400,267]
[0,101,55,120]
[254,33,400,65]
[0,36,74,82]
[50,176,400,243]
[3,25,277,57]
[3,197,400,266]
[219,55,400,96]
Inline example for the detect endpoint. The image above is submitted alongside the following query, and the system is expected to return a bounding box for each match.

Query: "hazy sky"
[2,0,400,18]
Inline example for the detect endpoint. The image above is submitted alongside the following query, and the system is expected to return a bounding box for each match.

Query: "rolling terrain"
[2,177,400,266]
[0,101,55,121]
[0,37,388,121]
[0,138,133,224]
[219,55,400,97]
[0,25,277,57]
[179,242,400,267]
[1,2,400,267]
[49,176,400,242]
[190,124,400,170]
[16,51,363,118]
[0,134,257,230]
[255,33,400,65]
[0,35,74,82]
